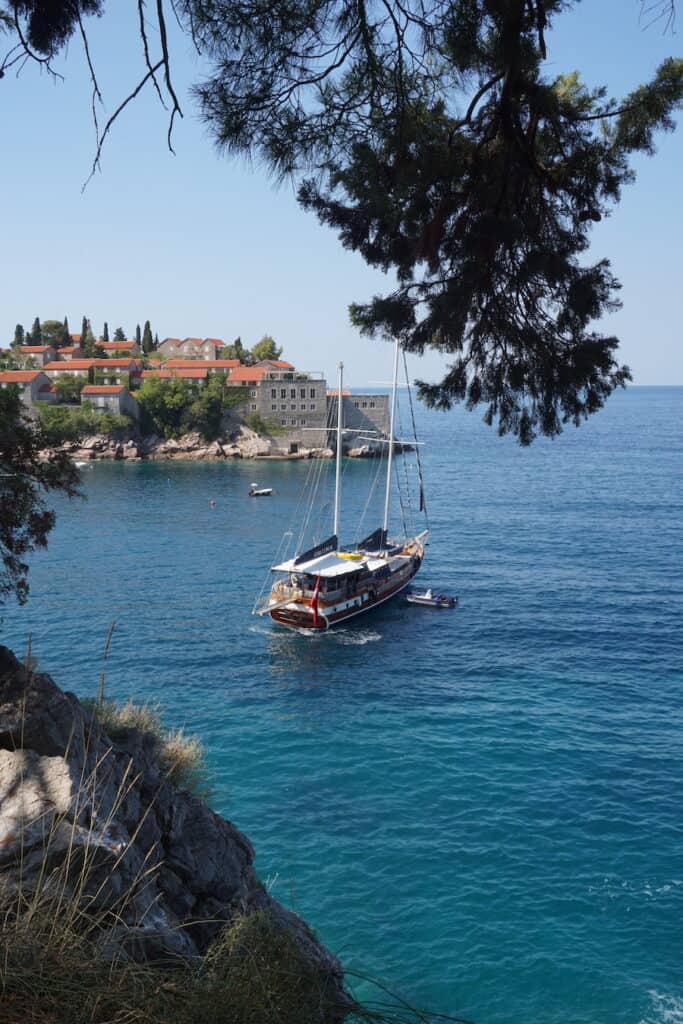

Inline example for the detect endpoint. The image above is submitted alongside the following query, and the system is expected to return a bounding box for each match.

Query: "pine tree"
[31,318,42,345]
[80,317,98,357]
[13,325,25,348]
[102,322,110,342]
[154,332,159,350]
[142,320,153,354]
[135,324,142,348]
[113,327,126,342]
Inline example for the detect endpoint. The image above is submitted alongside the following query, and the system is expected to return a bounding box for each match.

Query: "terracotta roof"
[259,359,295,369]
[228,366,268,382]
[204,338,225,346]
[19,345,53,353]
[97,340,136,350]
[164,358,240,369]
[45,360,96,371]
[175,368,208,379]
[70,334,82,342]
[327,389,351,396]
[159,337,181,346]
[141,368,207,379]
[60,346,80,354]
[182,337,205,345]
[0,370,44,383]
[93,358,141,368]
[82,385,126,394]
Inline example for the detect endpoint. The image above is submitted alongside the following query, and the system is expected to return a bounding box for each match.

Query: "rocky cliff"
[0,645,347,1016]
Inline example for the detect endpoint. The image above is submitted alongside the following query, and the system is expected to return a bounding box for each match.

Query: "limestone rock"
[0,645,347,1012]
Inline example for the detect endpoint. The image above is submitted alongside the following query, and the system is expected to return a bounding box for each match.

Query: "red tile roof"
[204,338,225,346]
[164,358,240,369]
[19,345,53,353]
[141,369,172,379]
[70,334,82,342]
[97,340,136,350]
[0,370,44,383]
[175,368,209,379]
[60,346,81,354]
[182,337,204,345]
[160,337,181,346]
[327,389,351,396]
[45,359,96,371]
[82,385,126,394]
[93,358,141,368]
[228,366,268,382]
[141,368,207,379]
[259,359,295,369]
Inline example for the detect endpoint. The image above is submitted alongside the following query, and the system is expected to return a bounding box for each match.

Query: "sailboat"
[253,338,428,631]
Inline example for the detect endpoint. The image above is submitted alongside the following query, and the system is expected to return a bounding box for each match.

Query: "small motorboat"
[406,588,457,608]
[249,484,273,497]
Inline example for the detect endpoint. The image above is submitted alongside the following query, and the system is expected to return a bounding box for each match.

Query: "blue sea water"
[3,386,682,1024]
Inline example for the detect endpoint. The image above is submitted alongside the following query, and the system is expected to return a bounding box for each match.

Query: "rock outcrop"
[0,645,347,1013]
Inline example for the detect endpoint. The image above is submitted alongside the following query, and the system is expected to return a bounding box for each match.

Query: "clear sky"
[0,1,680,387]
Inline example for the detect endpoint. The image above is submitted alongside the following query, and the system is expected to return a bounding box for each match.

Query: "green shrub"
[244,411,286,436]
[36,404,131,445]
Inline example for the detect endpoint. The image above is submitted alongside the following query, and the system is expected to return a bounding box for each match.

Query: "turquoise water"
[3,386,682,1024]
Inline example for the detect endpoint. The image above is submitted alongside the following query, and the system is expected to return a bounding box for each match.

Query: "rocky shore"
[39,426,388,462]
[0,645,348,1018]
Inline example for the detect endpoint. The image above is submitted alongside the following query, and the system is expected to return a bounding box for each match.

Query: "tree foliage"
[251,335,282,362]
[113,326,126,342]
[0,387,80,605]
[13,324,24,347]
[2,1,681,442]
[41,318,70,349]
[186,0,683,443]
[142,319,154,354]
[136,375,248,439]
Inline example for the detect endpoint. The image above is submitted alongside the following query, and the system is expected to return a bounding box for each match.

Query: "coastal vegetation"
[0,387,79,605]
[136,376,249,440]
[37,402,132,446]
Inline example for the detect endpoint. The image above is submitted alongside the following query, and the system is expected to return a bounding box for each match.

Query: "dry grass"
[82,698,210,798]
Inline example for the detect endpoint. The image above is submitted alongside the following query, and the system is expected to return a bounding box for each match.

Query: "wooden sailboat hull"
[269,549,424,631]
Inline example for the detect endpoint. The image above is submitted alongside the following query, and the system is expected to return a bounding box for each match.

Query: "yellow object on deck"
[336,551,364,560]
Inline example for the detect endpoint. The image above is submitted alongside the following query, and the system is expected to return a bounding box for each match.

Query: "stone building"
[15,345,56,367]
[229,364,329,448]
[0,370,54,414]
[326,391,391,447]
[81,385,140,420]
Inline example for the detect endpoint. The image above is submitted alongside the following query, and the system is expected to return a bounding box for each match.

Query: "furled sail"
[294,535,338,565]
[357,527,387,551]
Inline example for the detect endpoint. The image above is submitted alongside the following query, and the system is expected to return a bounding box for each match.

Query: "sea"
[3,385,682,1024]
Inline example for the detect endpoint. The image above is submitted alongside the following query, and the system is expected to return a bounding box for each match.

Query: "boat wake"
[640,991,683,1024]
[333,629,382,645]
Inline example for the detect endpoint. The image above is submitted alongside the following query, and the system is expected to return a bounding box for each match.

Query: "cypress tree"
[103,321,110,342]
[142,320,153,354]
[13,325,25,347]
[63,316,70,346]
[154,332,159,350]
[31,317,42,344]
[135,323,142,347]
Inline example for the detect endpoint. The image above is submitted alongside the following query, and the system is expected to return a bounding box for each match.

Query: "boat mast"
[333,361,343,537]
[382,337,400,539]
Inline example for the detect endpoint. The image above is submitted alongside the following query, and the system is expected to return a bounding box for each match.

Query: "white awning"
[272,551,387,578]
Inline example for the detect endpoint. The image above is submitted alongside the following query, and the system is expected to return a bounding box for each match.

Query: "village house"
[58,345,84,361]
[163,358,240,375]
[44,359,97,380]
[157,337,225,360]
[331,391,391,438]
[81,385,140,421]
[227,363,330,447]
[93,359,143,388]
[0,370,55,414]
[96,340,140,356]
[14,345,57,368]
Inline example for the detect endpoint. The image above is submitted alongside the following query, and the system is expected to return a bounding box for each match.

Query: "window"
[290,403,296,410]
[362,401,368,408]
[251,404,257,411]
[271,403,277,411]
[354,401,359,408]
[271,388,277,398]
[281,418,287,426]
[250,390,257,398]
[301,418,306,425]
[280,388,287,398]
[300,403,306,410]
[310,403,316,410]
[300,388,306,398]
[290,388,296,398]
[310,388,316,398]
[281,403,286,410]
[369,401,375,408]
